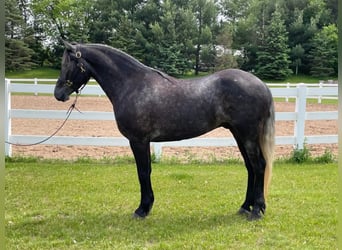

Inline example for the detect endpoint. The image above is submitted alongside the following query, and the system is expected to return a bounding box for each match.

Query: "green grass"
[265,74,337,83]
[5,159,337,249]
[5,67,60,79]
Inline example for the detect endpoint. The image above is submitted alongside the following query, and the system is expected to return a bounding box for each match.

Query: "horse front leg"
[130,141,154,218]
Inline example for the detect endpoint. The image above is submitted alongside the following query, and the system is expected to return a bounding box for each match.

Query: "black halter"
[64,47,87,93]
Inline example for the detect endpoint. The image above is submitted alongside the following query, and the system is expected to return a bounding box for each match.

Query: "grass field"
[5,67,60,79]
[5,159,337,249]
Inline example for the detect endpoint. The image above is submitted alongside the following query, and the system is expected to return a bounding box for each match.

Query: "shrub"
[313,149,335,164]
[289,144,311,163]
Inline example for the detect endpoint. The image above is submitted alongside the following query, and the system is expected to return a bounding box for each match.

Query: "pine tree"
[309,24,337,77]
[255,9,292,80]
[291,44,305,76]
[5,0,37,71]
[5,39,37,71]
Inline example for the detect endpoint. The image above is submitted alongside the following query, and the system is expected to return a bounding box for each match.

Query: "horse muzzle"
[54,79,72,102]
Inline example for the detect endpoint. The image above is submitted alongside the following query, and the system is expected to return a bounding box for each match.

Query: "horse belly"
[149,106,219,142]
[151,124,216,142]
[117,103,218,142]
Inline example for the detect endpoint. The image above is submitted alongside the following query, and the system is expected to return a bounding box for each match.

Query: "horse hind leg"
[235,137,267,220]
[235,140,255,215]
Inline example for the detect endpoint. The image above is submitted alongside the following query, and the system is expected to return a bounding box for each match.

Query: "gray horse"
[54,42,275,220]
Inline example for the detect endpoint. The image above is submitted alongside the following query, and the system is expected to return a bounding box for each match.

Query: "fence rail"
[5,79,338,159]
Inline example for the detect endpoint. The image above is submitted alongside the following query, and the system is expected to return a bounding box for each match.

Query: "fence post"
[34,78,38,96]
[4,79,12,156]
[294,84,307,150]
[318,80,324,104]
[153,143,163,162]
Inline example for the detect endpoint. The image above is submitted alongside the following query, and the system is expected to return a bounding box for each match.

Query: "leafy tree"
[255,9,292,80]
[30,0,91,68]
[31,0,92,41]
[304,0,331,28]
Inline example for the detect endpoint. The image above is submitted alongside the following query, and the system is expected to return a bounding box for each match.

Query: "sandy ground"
[9,95,338,161]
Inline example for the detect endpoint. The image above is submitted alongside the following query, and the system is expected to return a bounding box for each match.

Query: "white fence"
[5,79,338,159]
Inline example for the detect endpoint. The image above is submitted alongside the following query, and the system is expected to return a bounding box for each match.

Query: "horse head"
[54,41,92,102]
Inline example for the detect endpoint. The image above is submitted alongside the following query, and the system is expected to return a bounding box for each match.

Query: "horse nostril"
[54,89,70,102]
[58,94,70,102]
[55,94,63,102]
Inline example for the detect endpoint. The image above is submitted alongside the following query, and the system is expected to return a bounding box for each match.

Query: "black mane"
[84,44,175,83]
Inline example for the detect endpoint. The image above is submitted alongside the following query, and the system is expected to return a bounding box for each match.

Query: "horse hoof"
[237,207,251,216]
[132,212,146,219]
[248,212,262,221]
[132,207,150,219]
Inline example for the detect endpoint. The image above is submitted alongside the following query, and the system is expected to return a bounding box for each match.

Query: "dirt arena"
[9,95,338,161]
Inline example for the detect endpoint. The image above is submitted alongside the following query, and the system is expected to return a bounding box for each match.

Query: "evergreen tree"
[255,9,292,80]
[233,0,275,72]
[191,0,218,75]
[5,0,338,78]
[214,23,238,70]
[309,24,337,77]
[148,0,190,75]
[291,44,305,75]
[5,39,37,71]
[173,5,197,73]
[5,0,37,71]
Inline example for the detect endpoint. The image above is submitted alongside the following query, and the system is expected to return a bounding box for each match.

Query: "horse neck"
[84,46,147,101]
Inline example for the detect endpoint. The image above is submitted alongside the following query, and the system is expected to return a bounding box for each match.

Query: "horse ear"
[63,40,76,52]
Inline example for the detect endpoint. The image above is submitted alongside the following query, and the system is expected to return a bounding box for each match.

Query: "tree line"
[5,0,338,80]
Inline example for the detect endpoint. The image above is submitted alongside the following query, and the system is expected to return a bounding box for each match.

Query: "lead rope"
[5,93,82,147]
